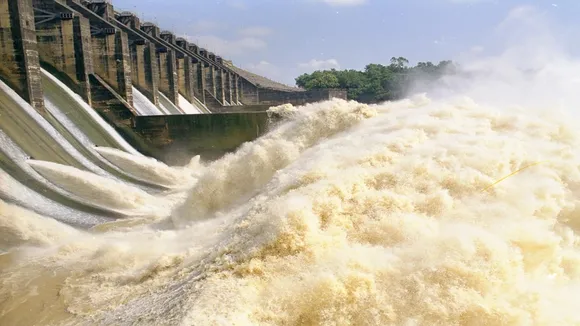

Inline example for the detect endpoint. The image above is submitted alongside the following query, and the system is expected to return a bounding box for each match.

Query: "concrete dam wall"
[0,0,346,163]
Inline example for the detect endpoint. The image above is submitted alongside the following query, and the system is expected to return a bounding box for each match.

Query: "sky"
[111,0,580,86]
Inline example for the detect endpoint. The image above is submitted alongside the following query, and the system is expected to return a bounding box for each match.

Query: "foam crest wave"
[94,146,201,188]
[172,98,376,225]
[0,200,80,250]
[27,160,169,216]
[179,96,580,325]
[2,95,580,325]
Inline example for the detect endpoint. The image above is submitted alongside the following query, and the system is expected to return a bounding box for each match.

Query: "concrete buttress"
[0,0,44,113]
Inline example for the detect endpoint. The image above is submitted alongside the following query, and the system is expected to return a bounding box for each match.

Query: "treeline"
[295,57,457,103]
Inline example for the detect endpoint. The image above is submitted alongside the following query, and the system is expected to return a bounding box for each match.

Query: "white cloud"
[227,0,247,9]
[245,60,281,77]
[238,26,273,37]
[184,25,271,59]
[185,35,267,57]
[298,58,340,71]
[502,5,537,22]
[470,45,485,53]
[317,0,367,6]
[190,20,223,34]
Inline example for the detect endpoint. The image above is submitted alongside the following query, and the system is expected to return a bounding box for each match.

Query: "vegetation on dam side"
[295,57,456,103]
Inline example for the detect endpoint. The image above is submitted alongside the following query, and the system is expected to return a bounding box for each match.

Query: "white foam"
[3,95,580,325]
[27,160,170,217]
[95,146,200,188]
[0,199,80,249]
[132,86,167,116]
[0,166,111,227]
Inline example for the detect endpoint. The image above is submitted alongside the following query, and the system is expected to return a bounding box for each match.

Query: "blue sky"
[112,0,579,86]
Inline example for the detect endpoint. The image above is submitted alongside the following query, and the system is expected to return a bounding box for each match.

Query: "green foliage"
[295,57,456,103]
[295,70,340,89]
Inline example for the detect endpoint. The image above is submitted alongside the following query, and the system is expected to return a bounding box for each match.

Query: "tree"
[295,57,456,104]
[295,70,339,89]
[333,69,367,100]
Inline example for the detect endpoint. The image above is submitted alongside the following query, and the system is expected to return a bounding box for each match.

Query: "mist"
[407,5,580,118]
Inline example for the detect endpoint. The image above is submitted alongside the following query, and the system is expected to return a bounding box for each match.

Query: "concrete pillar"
[141,22,160,38]
[72,13,93,104]
[203,64,216,97]
[160,30,175,44]
[141,22,178,105]
[188,43,200,55]
[200,50,215,100]
[176,56,185,98]
[131,39,159,105]
[165,33,194,103]
[232,74,240,104]
[186,43,204,103]
[116,13,158,105]
[215,68,225,104]
[0,0,44,113]
[225,71,233,105]
[158,49,179,104]
[83,0,115,22]
[118,10,140,30]
[174,37,197,103]
[140,41,159,105]
[178,57,196,103]
[89,29,132,104]
[71,0,133,105]
[194,61,205,103]
[33,1,93,104]
[214,55,235,105]
[115,32,132,104]
[239,78,259,104]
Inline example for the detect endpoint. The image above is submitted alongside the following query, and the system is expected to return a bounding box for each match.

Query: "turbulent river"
[3,88,580,325]
[4,6,580,319]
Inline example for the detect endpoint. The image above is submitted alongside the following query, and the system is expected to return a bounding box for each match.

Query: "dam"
[1,0,347,163]
[2,0,580,325]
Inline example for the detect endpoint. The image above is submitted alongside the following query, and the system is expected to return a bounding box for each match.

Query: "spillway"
[158,91,184,114]
[178,93,202,114]
[0,72,183,218]
[0,79,108,172]
[42,70,168,189]
[0,129,133,217]
[132,86,168,115]
[40,69,141,156]
[193,96,212,113]
[0,166,112,227]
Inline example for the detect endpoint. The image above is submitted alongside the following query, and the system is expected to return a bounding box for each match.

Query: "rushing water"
[178,93,203,114]
[4,9,580,322]
[0,166,112,227]
[41,69,141,155]
[132,87,168,116]
[3,87,580,324]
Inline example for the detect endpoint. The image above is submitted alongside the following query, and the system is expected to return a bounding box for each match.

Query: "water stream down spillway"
[3,63,580,326]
